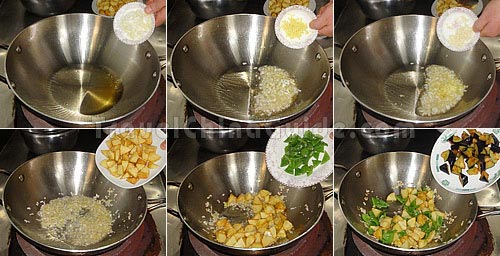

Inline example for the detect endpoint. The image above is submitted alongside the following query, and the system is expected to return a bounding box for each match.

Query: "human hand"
[473,0,500,37]
[145,0,166,26]
[309,0,333,37]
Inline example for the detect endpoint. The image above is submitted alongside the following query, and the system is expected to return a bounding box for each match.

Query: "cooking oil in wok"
[48,64,123,115]
[383,66,426,113]
[213,66,261,116]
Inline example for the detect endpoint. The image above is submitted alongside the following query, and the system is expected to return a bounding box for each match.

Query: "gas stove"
[0,130,166,256]
[9,213,162,256]
[334,129,500,255]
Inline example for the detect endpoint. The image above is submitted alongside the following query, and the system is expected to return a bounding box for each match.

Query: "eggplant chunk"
[467,129,477,136]
[439,163,450,175]
[467,167,479,175]
[451,166,462,175]
[480,171,489,183]
[493,134,500,146]
[455,155,465,169]
[459,173,469,187]
[441,150,450,162]
[447,152,457,167]
[486,160,495,169]
[442,130,499,187]
[461,131,469,140]
[491,144,500,153]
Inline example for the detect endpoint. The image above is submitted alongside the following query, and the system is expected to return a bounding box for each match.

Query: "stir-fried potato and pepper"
[361,187,447,249]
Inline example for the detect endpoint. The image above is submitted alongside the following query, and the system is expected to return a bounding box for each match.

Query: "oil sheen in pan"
[213,65,299,118]
[47,64,124,115]
[213,66,260,118]
[383,66,426,115]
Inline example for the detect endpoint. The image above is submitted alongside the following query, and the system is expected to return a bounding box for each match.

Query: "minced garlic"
[280,16,308,39]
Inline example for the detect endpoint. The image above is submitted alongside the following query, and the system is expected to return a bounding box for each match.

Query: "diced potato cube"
[216,232,226,243]
[225,236,237,246]
[246,236,255,247]
[386,192,396,202]
[282,220,293,231]
[261,235,275,247]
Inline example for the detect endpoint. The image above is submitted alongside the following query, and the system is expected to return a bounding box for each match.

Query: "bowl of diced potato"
[92,0,142,17]
[263,0,315,17]
[431,0,483,17]
[96,128,166,189]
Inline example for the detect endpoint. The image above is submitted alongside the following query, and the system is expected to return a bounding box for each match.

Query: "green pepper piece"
[371,197,389,209]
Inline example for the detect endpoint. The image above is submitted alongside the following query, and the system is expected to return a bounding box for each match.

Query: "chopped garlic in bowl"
[275,5,318,49]
[113,2,155,45]
[437,7,480,52]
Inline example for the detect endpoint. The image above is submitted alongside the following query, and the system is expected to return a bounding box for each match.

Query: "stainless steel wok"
[337,152,500,255]
[339,15,497,127]
[168,151,332,255]
[0,13,161,127]
[1,151,148,255]
[170,14,330,126]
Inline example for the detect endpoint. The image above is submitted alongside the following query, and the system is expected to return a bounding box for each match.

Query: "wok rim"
[339,14,496,126]
[4,13,161,127]
[170,13,331,125]
[338,151,479,254]
[175,151,326,254]
[2,151,148,254]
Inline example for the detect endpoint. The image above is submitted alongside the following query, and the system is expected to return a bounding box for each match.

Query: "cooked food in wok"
[361,187,449,249]
[416,65,467,116]
[38,195,113,246]
[209,189,295,248]
[251,66,300,117]
[439,129,500,187]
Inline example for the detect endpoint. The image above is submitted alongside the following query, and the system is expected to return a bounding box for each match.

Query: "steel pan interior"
[338,152,478,255]
[340,15,496,126]
[177,152,325,255]
[171,14,330,125]
[2,151,147,255]
[5,14,160,127]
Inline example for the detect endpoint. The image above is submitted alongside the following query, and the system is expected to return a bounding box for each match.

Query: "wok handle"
[334,164,349,172]
[148,202,166,211]
[0,44,7,51]
[323,184,334,200]
[0,169,10,207]
[333,43,344,84]
[167,181,182,219]
[147,198,166,204]
[333,164,349,200]
[168,208,181,218]
[159,55,167,71]
[477,206,500,219]
[495,58,500,72]
[0,44,9,87]
[167,74,175,86]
